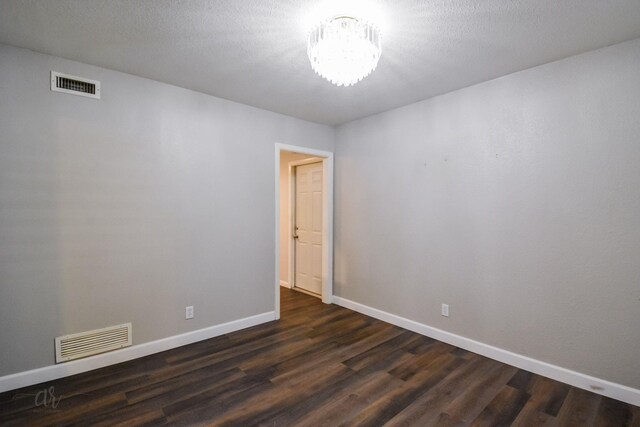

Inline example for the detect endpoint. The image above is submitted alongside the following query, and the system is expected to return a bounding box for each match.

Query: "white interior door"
[294,162,323,295]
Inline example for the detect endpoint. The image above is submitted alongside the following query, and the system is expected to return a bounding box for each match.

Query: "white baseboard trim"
[0,311,276,394]
[333,296,640,407]
[279,280,290,288]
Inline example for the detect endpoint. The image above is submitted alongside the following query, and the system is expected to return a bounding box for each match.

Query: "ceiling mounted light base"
[307,16,381,87]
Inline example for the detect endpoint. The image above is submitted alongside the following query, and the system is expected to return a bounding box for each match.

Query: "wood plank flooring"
[1,288,638,426]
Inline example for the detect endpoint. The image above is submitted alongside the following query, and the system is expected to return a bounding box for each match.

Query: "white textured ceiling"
[1,1,640,125]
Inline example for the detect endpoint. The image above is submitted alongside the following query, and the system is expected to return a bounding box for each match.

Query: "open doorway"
[275,144,334,320]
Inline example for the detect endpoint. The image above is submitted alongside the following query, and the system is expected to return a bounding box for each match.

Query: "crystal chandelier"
[307,16,382,87]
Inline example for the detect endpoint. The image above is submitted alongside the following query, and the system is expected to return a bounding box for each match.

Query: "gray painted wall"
[335,38,640,388]
[0,44,334,376]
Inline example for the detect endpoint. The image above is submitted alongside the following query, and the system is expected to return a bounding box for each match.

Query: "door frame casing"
[275,143,334,320]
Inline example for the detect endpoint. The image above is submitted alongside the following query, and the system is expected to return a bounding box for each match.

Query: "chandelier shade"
[307,16,382,87]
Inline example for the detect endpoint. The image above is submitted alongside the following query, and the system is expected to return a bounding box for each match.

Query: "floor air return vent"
[55,323,132,363]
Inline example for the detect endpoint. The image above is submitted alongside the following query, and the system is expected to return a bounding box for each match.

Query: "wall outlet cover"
[441,304,449,317]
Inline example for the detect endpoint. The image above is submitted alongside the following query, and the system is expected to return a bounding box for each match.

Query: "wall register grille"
[55,323,131,363]
[51,71,100,99]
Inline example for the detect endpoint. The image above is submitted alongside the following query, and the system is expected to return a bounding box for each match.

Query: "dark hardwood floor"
[1,288,638,426]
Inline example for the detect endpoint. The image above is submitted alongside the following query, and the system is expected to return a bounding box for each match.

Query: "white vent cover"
[51,71,100,99]
[55,323,131,363]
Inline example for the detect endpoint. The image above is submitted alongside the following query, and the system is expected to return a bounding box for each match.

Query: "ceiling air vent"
[55,323,132,363]
[51,71,101,99]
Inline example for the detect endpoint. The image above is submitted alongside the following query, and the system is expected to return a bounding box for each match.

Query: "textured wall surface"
[334,39,640,388]
[0,44,334,376]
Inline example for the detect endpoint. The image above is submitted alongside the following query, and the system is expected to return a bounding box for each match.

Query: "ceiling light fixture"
[307,16,381,87]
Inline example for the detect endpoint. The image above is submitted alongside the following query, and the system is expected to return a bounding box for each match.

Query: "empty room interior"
[1,1,640,425]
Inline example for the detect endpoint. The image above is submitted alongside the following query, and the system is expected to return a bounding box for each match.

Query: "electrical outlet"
[441,304,449,317]
[185,306,194,319]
